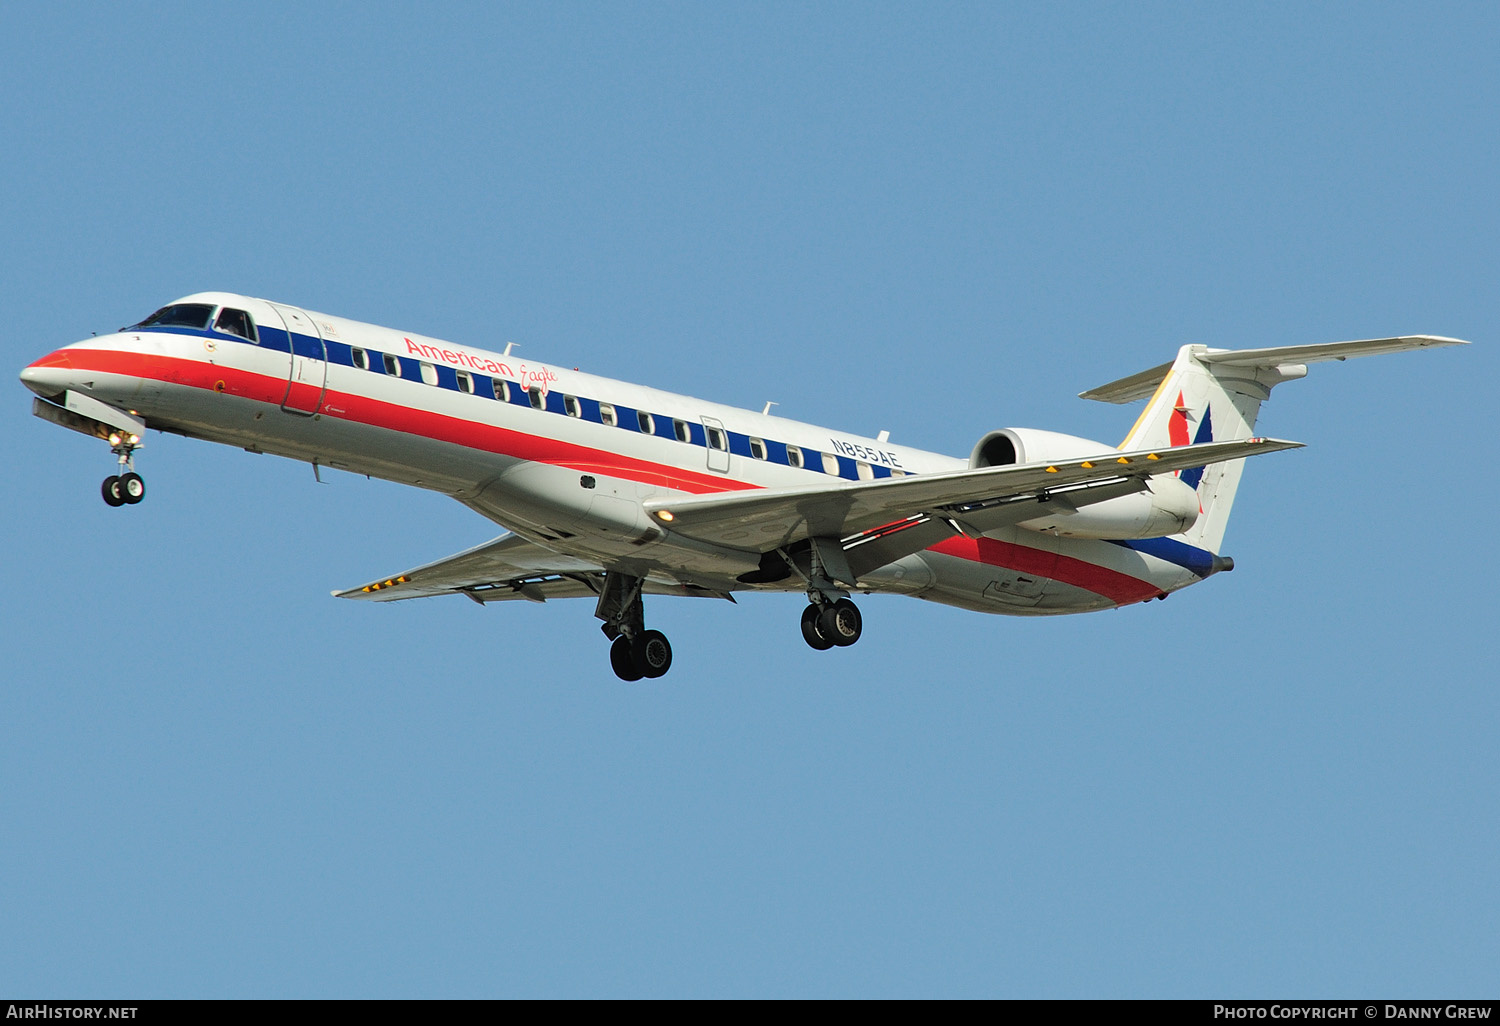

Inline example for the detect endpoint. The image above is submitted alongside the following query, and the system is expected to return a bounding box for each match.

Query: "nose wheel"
[101,439,146,507]
[102,471,145,506]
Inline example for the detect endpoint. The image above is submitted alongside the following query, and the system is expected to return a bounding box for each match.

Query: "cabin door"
[701,416,731,473]
[269,303,327,415]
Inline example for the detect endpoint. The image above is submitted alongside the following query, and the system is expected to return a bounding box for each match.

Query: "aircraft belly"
[912,527,1189,615]
[469,461,761,580]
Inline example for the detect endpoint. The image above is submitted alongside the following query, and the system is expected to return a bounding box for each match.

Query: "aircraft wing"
[334,532,729,604]
[643,436,1301,554]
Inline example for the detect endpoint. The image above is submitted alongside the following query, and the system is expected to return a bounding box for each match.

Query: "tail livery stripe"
[1179,404,1213,491]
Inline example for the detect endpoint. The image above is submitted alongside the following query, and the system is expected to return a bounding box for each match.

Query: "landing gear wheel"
[800,603,834,651]
[819,598,862,647]
[633,629,673,679]
[610,636,643,682]
[119,472,145,504]
[102,476,125,507]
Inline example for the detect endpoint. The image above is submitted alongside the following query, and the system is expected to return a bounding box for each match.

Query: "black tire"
[634,629,673,679]
[610,636,643,681]
[820,598,862,647]
[800,603,834,650]
[101,476,125,507]
[119,472,145,504]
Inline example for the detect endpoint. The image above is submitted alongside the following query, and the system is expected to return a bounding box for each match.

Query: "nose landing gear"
[101,436,145,507]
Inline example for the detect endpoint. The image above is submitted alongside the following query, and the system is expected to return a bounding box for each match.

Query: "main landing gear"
[597,571,674,681]
[100,435,146,507]
[794,537,863,652]
[799,597,863,651]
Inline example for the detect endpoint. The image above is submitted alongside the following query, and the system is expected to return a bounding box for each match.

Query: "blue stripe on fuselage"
[1108,537,1217,577]
[133,320,876,482]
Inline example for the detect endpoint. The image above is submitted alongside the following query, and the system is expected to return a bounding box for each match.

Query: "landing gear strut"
[101,436,145,507]
[596,572,674,681]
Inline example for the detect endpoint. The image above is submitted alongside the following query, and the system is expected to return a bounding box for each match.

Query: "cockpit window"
[213,307,256,341]
[136,303,214,330]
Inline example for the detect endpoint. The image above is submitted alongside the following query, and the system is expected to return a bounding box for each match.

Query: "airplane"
[19,292,1466,680]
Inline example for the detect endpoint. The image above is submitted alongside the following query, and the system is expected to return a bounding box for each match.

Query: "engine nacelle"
[969,428,1200,540]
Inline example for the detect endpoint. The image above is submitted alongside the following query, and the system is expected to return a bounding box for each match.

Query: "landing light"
[108,433,121,446]
[656,510,675,522]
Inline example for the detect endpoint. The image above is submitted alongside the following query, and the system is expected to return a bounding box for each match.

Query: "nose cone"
[20,350,75,398]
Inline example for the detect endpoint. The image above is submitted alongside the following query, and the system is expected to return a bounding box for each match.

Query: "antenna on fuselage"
[503,342,518,356]
[877,430,890,443]
[762,401,777,416]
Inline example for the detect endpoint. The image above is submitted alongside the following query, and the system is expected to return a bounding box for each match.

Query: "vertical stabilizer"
[1080,335,1466,554]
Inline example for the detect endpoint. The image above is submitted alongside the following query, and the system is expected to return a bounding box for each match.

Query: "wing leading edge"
[643,436,1301,552]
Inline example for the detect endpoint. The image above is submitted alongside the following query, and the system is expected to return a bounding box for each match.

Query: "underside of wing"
[643,437,1301,557]
[334,533,730,604]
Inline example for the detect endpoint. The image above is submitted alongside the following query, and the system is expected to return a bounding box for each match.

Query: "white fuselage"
[21,292,1212,614]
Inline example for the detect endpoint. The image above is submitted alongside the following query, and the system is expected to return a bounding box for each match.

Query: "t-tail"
[1080,335,1468,554]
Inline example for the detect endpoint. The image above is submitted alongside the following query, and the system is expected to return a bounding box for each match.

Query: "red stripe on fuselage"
[55,345,1164,604]
[57,348,758,495]
[929,536,1164,605]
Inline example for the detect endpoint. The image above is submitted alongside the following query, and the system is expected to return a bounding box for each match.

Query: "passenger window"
[856,461,873,481]
[821,452,840,475]
[889,469,907,478]
[565,395,581,418]
[383,354,400,376]
[419,362,438,385]
[351,347,369,371]
[494,379,510,401]
[214,307,256,341]
[528,387,544,409]
[786,445,804,469]
[456,371,473,394]
[673,419,690,442]
[637,411,654,434]
[600,403,617,427]
[707,426,727,451]
[749,438,766,460]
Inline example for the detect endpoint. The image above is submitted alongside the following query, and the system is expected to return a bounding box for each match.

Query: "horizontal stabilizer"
[1198,335,1468,367]
[1077,360,1175,405]
[1082,335,1468,404]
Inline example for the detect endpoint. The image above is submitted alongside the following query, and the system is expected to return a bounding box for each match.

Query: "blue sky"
[2,1,1496,997]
